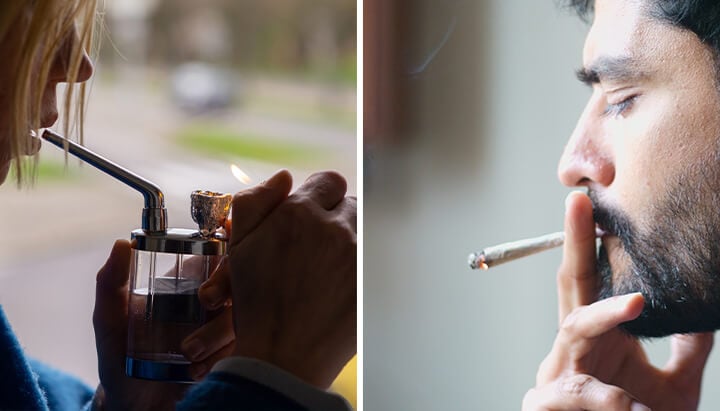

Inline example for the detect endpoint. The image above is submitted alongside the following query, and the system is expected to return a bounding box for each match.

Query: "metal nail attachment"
[191,190,232,237]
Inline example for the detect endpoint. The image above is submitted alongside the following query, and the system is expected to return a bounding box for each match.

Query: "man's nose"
[557,102,615,187]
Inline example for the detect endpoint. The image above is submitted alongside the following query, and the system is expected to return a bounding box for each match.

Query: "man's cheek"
[603,235,632,279]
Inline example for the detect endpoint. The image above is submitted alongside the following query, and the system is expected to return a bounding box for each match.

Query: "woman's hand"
[92,167,357,410]
[92,241,235,411]
[198,169,357,389]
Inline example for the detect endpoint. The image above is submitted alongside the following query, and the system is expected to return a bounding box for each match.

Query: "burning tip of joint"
[468,252,488,270]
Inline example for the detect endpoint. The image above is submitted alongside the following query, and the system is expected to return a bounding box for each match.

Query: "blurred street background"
[0,0,356,406]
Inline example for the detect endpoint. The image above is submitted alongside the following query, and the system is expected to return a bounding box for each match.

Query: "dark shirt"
[0,305,93,411]
[0,306,350,411]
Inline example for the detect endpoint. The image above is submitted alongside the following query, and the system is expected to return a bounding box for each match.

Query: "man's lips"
[596,222,624,263]
[595,224,609,237]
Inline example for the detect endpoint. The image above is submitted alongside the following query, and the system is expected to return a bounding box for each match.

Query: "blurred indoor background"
[0,0,356,407]
[364,0,720,410]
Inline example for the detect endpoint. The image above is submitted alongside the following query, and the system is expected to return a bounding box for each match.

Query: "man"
[522,0,720,409]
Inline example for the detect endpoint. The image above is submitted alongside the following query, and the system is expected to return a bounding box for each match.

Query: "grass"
[243,96,355,130]
[244,54,357,87]
[10,158,79,183]
[175,125,330,167]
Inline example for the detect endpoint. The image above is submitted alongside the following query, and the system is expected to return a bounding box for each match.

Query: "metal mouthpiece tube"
[41,129,167,234]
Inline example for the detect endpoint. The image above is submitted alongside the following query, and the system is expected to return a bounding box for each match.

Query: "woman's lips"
[24,135,41,155]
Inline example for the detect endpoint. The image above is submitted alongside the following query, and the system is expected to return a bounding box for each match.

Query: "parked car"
[170,62,238,113]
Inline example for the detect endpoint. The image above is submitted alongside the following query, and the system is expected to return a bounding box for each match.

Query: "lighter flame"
[231,164,253,185]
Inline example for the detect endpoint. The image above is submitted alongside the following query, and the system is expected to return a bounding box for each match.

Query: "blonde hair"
[2,0,99,185]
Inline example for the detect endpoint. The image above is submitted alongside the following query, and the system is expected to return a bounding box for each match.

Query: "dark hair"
[563,0,720,55]
[561,0,593,21]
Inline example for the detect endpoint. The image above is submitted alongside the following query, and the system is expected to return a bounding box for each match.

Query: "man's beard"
[592,174,720,338]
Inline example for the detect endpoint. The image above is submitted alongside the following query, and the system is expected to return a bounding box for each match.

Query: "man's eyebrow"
[575,56,648,86]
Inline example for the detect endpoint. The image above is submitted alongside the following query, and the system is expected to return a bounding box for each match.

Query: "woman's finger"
[180,308,235,363]
[198,257,232,310]
[292,171,347,210]
[230,169,293,248]
[189,342,235,381]
[93,240,133,387]
[330,196,357,232]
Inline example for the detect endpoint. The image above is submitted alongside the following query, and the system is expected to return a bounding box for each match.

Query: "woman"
[1,1,357,410]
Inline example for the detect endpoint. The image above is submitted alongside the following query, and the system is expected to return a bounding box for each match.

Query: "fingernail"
[631,401,651,411]
[565,191,583,211]
[263,169,289,187]
[262,170,281,185]
[623,292,644,301]
[609,292,641,304]
[182,338,205,361]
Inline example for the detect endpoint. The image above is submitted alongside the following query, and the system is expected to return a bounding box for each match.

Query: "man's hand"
[200,169,357,389]
[93,241,235,411]
[522,192,714,411]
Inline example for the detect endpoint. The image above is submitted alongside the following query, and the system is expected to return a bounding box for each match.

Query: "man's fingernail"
[623,292,643,301]
[565,191,583,212]
[182,338,205,361]
[631,401,651,411]
[609,293,635,301]
[608,292,644,308]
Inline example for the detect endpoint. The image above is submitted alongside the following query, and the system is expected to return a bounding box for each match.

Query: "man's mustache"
[587,190,636,248]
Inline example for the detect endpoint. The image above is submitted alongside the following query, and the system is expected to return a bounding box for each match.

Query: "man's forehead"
[583,0,651,66]
[579,0,719,96]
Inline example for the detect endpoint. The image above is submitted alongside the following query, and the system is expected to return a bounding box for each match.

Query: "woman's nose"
[75,51,94,82]
[48,31,94,84]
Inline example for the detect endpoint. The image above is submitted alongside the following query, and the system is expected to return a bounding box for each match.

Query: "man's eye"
[603,95,638,117]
